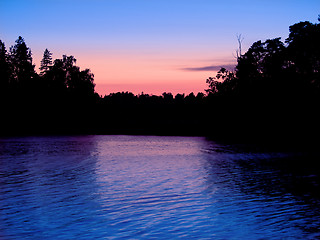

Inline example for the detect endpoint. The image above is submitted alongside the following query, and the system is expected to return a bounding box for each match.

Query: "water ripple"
[0,135,320,239]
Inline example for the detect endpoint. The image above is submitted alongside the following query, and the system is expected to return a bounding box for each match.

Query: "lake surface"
[0,135,319,239]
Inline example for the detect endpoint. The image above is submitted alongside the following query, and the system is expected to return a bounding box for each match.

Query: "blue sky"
[1,0,319,95]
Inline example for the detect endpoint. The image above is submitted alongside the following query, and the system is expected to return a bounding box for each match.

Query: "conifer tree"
[0,40,11,90]
[9,36,35,85]
[39,48,52,76]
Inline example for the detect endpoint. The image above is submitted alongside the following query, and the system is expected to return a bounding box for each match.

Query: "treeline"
[0,37,207,136]
[203,19,320,144]
[206,21,320,99]
[0,37,97,103]
[1,18,320,146]
[0,37,101,136]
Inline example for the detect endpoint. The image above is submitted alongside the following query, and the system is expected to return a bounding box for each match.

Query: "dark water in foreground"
[0,135,319,239]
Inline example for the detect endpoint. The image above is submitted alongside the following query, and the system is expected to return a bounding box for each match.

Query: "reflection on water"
[0,135,319,239]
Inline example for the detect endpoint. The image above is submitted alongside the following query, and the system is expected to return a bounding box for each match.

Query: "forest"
[1,19,319,146]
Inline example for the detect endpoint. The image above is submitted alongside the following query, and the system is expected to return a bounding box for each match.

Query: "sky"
[1,0,319,96]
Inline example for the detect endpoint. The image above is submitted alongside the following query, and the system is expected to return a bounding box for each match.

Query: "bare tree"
[235,34,244,60]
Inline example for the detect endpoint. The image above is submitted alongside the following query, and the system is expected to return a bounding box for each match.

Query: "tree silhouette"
[162,92,173,103]
[68,68,95,98]
[0,17,319,141]
[286,21,320,93]
[235,37,286,97]
[235,34,244,59]
[203,18,320,144]
[0,40,11,92]
[44,55,96,99]
[205,67,235,95]
[206,20,320,98]
[9,36,35,87]
[39,48,52,76]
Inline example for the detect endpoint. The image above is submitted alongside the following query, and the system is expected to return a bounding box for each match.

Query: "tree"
[39,48,52,76]
[162,92,173,103]
[46,55,95,98]
[205,68,235,95]
[0,40,11,91]
[68,68,96,98]
[206,19,320,99]
[9,36,35,86]
[235,34,244,59]
[46,55,76,91]
[236,38,286,95]
[286,21,320,92]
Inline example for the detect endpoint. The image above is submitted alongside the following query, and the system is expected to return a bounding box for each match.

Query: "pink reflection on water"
[94,136,209,202]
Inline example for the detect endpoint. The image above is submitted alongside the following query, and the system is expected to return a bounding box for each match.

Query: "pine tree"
[0,40,11,90]
[9,36,35,85]
[39,48,52,76]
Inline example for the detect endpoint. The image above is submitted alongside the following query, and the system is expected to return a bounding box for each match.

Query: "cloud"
[181,64,235,72]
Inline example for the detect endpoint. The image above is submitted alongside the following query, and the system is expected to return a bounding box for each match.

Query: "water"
[0,135,319,239]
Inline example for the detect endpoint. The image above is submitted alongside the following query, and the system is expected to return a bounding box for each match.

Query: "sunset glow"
[1,0,319,95]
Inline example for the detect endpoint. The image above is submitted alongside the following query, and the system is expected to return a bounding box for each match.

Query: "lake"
[0,135,319,239]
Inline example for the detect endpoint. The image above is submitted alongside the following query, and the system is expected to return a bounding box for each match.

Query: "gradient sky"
[1,0,319,95]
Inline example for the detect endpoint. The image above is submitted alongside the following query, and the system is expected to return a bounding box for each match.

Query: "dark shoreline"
[1,125,319,152]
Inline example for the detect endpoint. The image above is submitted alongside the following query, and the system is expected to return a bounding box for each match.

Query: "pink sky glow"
[4,0,318,96]
[64,52,236,96]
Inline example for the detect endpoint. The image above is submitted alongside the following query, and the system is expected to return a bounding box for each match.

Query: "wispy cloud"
[181,64,235,72]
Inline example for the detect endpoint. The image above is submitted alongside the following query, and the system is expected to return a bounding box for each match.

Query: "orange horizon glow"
[52,52,235,96]
[3,0,319,97]
[32,49,236,96]
[94,82,208,96]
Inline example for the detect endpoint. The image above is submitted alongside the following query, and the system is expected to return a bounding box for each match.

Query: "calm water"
[0,135,319,239]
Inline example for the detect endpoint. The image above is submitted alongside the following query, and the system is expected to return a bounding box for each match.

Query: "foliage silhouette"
[39,48,52,76]
[9,36,36,87]
[203,19,320,145]
[0,40,11,92]
[206,20,320,99]
[0,18,319,148]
